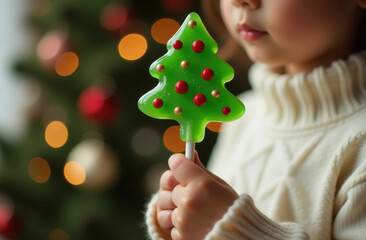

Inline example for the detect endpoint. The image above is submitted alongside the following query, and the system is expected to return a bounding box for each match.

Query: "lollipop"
[138,12,245,160]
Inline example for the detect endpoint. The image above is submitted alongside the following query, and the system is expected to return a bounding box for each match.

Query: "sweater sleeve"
[145,193,171,240]
[205,194,309,240]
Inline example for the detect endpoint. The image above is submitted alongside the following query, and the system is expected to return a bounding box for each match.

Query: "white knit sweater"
[145,51,366,240]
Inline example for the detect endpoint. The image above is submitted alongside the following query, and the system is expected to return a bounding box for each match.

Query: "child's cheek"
[220,2,241,42]
[267,0,317,44]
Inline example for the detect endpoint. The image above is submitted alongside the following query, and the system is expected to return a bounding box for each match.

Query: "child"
[145,0,366,239]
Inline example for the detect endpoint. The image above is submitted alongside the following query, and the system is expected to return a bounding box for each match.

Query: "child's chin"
[248,52,285,68]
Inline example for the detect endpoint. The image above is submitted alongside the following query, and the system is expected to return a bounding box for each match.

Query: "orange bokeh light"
[45,121,68,148]
[207,122,223,133]
[28,157,51,183]
[151,18,180,44]
[55,51,79,76]
[64,161,86,186]
[163,125,185,153]
[118,34,147,61]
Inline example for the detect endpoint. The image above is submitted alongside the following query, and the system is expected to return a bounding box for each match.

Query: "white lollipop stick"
[185,141,195,161]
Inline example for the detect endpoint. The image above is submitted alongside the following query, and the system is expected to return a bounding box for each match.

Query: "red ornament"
[78,87,118,123]
[0,205,20,238]
[193,94,207,107]
[201,68,214,81]
[153,98,164,108]
[175,80,188,94]
[222,107,231,115]
[192,40,205,53]
[173,40,183,50]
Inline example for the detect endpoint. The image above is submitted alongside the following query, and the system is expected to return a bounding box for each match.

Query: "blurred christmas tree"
[0,0,223,239]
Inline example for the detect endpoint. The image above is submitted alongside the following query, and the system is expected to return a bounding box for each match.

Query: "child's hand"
[158,152,239,240]
[156,168,179,237]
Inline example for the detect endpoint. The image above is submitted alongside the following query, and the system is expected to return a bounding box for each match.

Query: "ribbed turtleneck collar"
[249,51,366,129]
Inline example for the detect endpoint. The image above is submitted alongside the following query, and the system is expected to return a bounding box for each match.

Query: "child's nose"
[231,0,260,10]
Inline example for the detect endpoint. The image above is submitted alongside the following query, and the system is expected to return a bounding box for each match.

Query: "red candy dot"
[173,40,183,50]
[193,94,206,106]
[192,40,205,53]
[222,107,231,115]
[175,80,188,94]
[201,68,214,81]
[153,98,163,108]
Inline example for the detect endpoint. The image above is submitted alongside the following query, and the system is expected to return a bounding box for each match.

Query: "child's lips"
[237,23,268,42]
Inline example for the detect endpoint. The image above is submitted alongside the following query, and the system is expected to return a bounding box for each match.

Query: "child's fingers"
[171,184,185,208]
[160,170,179,191]
[157,210,173,233]
[171,227,183,240]
[171,208,184,240]
[157,190,176,210]
[168,153,208,185]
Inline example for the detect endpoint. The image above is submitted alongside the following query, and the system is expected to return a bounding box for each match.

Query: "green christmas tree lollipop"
[138,12,245,159]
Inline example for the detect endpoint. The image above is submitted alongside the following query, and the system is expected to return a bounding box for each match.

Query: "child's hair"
[201,0,366,52]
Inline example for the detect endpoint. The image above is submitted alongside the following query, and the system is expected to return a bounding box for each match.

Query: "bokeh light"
[37,31,66,61]
[28,157,51,183]
[0,199,14,219]
[118,34,147,61]
[163,125,185,153]
[100,4,128,31]
[66,139,119,190]
[132,127,161,156]
[77,86,118,123]
[63,161,86,186]
[45,121,68,148]
[143,163,167,194]
[151,18,180,44]
[0,200,17,238]
[55,52,79,76]
[49,229,70,240]
[207,122,223,133]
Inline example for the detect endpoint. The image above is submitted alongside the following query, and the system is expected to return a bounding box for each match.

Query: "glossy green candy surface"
[138,12,245,143]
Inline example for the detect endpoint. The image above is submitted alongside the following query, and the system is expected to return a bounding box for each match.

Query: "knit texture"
[145,194,167,240]
[205,194,309,240]
[145,51,366,239]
